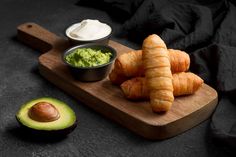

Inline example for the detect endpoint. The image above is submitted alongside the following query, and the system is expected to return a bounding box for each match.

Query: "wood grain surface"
[17,23,218,139]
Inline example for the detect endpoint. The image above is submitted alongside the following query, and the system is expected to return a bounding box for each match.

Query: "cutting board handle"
[17,22,66,53]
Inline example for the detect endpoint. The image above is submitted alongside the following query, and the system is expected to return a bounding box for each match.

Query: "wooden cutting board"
[17,23,218,140]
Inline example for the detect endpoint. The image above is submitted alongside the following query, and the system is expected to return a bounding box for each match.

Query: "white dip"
[67,19,112,41]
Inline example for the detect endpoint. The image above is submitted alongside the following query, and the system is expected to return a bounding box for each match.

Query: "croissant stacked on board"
[109,34,203,113]
[109,49,190,85]
[121,72,203,99]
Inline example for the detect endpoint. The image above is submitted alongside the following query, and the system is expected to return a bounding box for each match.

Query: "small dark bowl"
[65,23,112,46]
[62,43,117,82]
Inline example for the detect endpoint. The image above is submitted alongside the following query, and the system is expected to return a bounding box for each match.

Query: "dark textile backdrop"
[78,0,236,153]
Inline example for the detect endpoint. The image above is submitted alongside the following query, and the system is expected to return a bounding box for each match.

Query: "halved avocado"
[16,97,77,137]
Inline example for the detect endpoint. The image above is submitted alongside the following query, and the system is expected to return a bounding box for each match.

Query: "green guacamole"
[65,48,112,67]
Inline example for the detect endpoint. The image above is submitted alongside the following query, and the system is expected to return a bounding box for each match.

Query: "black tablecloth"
[0,0,235,156]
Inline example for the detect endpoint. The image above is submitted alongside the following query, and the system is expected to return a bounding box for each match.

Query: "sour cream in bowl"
[65,19,112,45]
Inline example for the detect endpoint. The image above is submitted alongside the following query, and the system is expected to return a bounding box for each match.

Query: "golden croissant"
[121,72,204,100]
[142,34,174,112]
[109,49,190,85]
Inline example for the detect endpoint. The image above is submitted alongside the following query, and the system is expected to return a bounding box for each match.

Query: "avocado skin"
[16,116,77,138]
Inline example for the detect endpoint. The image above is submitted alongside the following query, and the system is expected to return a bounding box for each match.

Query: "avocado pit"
[28,102,60,122]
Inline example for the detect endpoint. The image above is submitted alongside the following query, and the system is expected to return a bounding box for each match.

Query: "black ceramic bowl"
[62,43,117,82]
[65,22,112,45]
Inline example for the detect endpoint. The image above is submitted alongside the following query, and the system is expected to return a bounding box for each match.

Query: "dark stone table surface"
[0,0,227,156]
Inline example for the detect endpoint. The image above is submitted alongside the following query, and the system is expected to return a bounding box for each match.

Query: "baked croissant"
[109,69,128,85]
[142,34,174,112]
[109,49,190,85]
[120,72,204,100]
[168,49,190,73]
[114,50,144,77]
[172,72,203,96]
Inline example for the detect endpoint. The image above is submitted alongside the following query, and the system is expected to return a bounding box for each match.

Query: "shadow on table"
[205,122,236,157]
[6,125,67,144]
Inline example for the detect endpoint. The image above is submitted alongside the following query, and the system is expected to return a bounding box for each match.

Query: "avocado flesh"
[16,97,76,131]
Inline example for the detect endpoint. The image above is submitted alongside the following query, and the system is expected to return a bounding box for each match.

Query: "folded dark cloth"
[77,0,236,153]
